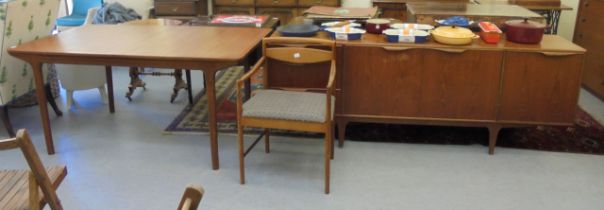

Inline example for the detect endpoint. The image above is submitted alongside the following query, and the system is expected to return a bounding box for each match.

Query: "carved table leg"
[126,67,146,101]
[488,125,502,155]
[171,69,189,103]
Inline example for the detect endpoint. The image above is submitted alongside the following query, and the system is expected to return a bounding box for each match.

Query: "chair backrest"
[0,129,63,210]
[0,0,60,104]
[72,0,103,16]
[177,184,204,210]
[261,37,336,90]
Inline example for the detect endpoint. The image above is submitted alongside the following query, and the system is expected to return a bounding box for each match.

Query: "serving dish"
[504,18,545,44]
[390,23,434,31]
[365,19,391,34]
[383,29,430,43]
[478,21,502,44]
[431,25,478,45]
[325,27,366,40]
[320,21,362,30]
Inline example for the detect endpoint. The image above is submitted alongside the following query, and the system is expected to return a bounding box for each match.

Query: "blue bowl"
[277,24,320,37]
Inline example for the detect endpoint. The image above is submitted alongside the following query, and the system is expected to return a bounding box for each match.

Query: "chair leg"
[98,86,108,104]
[324,126,332,194]
[264,128,270,153]
[331,123,335,160]
[45,84,62,116]
[65,90,74,109]
[0,105,15,137]
[28,172,40,210]
[238,124,246,185]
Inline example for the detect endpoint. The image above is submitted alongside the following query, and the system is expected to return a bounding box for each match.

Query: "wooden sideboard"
[272,27,585,153]
[213,0,340,24]
[337,35,584,154]
[574,0,604,100]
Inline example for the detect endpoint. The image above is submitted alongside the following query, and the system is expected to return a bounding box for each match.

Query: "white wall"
[64,0,578,39]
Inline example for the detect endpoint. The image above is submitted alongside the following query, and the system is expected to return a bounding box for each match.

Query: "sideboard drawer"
[215,0,255,6]
[299,0,339,7]
[155,1,198,16]
[257,0,297,7]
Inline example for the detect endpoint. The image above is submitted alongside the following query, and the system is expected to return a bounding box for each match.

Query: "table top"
[8,24,272,63]
[407,2,543,18]
[473,0,572,10]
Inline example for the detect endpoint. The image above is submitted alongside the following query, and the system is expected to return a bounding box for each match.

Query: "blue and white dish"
[389,23,434,30]
[324,27,366,40]
[383,29,430,43]
[320,21,361,30]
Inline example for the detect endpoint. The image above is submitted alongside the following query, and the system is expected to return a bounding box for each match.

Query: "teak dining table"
[8,24,272,170]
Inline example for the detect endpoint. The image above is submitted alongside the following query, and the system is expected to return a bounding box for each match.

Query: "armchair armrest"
[236,57,266,119]
[236,56,266,92]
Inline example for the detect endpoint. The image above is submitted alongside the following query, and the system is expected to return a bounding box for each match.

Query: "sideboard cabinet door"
[499,52,583,124]
[341,46,503,120]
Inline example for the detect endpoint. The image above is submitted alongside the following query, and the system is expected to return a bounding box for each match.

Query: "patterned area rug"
[164,68,604,155]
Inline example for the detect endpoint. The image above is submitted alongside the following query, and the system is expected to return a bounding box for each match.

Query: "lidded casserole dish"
[431,26,477,45]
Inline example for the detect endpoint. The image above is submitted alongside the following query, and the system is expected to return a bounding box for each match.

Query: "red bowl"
[365,19,391,34]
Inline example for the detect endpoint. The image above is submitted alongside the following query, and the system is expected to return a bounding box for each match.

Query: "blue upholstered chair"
[56,0,103,28]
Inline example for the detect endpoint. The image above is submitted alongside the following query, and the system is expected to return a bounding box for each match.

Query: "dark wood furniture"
[213,0,340,24]
[236,37,336,194]
[406,2,545,26]
[0,129,67,210]
[574,0,604,100]
[8,25,272,170]
[154,0,209,18]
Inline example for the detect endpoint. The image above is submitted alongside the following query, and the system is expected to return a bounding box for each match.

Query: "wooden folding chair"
[177,184,204,210]
[236,37,336,194]
[0,129,67,210]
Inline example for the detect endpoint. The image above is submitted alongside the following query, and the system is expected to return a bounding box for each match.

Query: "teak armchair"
[236,37,336,194]
[0,129,67,210]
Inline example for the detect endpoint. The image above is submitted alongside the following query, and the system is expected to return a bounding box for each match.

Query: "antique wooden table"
[8,24,272,170]
[406,2,546,26]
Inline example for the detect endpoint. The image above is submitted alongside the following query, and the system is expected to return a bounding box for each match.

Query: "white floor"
[1,68,604,210]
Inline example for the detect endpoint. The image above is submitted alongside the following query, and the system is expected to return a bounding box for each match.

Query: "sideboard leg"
[337,120,347,148]
[488,125,502,155]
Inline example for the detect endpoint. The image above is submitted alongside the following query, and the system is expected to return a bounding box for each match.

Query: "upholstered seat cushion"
[56,14,87,26]
[243,89,334,123]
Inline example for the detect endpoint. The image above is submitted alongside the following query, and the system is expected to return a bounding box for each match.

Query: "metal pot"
[504,19,545,44]
[365,19,391,34]
[431,26,478,45]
